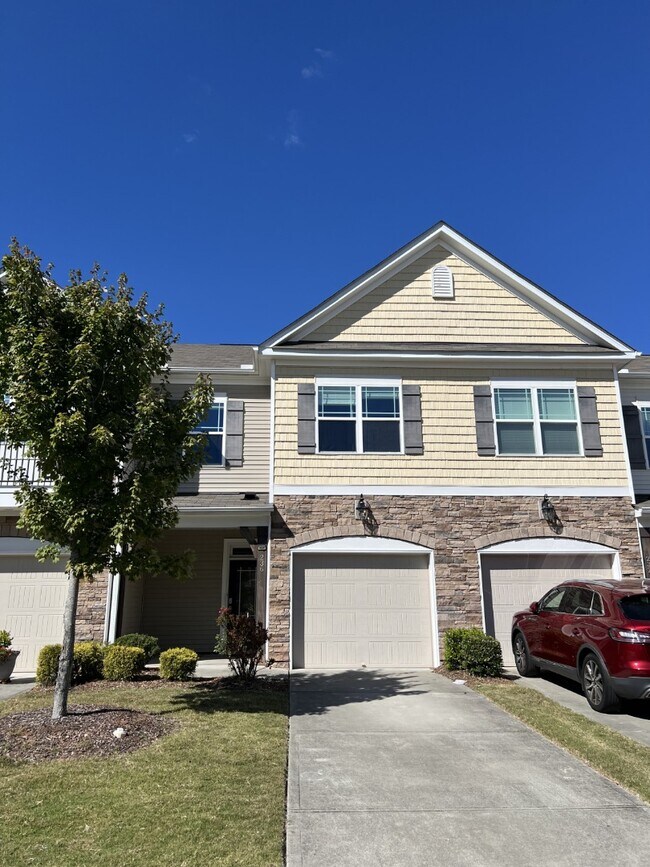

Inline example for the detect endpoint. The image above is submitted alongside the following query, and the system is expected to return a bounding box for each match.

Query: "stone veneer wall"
[268,495,643,665]
[0,515,109,641]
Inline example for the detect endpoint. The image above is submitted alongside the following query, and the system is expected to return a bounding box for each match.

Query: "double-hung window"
[317,380,402,453]
[493,382,581,456]
[194,399,226,465]
[640,406,650,468]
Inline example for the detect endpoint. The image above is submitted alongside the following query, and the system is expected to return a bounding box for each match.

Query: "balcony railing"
[0,443,44,487]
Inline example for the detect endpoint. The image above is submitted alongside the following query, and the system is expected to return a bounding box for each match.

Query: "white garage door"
[0,555,68,672]
[482,553,614,667]
[292,553,433,669]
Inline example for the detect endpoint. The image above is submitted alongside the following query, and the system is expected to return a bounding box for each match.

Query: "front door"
[227,559,257,616]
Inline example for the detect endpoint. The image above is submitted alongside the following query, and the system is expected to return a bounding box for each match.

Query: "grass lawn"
[0,680,288,867]
[475,680,650,804]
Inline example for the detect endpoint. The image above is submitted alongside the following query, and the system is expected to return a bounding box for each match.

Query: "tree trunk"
[51,555,80,721]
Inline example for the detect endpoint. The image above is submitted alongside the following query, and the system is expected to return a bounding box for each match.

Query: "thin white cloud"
[183,131,198,144]
[301,48,334,80]
[284,111,303,148]
[301,64,322,79]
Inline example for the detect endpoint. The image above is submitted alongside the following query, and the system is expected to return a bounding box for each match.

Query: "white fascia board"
[262,224,635,352]
[274,484,631,497]
[262,348,636,366]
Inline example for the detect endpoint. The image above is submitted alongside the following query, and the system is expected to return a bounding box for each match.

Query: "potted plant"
[0,630,20,683]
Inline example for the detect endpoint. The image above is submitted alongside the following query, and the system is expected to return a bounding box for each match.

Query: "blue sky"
[1,1,648,349]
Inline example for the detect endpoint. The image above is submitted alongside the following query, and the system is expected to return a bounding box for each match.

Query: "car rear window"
[620,594,650,621]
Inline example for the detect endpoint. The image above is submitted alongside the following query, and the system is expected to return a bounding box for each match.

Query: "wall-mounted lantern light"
[355,494,370,521]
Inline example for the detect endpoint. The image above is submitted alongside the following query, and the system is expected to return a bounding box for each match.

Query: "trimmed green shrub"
[461,632,503,676]
[443,627,484,670]
[73,642,105,683]
[215,608,269,681]
[114,633,160,662]
[103,645,145,681]
[443,627,503,676]
[37,644,62,685]
[36,641,106,686]
[159,647,198,680]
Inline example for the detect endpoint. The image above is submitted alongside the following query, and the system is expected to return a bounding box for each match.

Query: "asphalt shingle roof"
[170,344,256,370]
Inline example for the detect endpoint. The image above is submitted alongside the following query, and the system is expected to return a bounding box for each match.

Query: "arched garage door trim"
[290,534,438,669]
[477,536,620,665]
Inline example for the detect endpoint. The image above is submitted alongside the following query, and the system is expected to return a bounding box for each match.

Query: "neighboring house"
[0,223,645,672]
[0,344,273,670]
[618,356,650,574]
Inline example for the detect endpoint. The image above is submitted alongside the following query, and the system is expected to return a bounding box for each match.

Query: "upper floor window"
[194,399,226,465]
[493,382,581,456]
[317,380,402,453]
[640,406,650,468]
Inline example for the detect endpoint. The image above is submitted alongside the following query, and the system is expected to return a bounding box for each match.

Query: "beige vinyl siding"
[139,529,242,652]
[173,383,270,494]
[620,379,650,494]
[307,248,585,344]
[274,366,630,487]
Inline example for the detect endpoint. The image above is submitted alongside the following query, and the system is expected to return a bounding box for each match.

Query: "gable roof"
[261,221,635,353]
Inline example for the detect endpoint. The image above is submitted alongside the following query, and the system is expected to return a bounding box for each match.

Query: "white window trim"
[636,403,650,470]
[490,379,583,457]
[315,377,404,455]
[194,393,227,467]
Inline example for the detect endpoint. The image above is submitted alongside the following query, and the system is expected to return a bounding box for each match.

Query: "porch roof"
[173,493,272,528]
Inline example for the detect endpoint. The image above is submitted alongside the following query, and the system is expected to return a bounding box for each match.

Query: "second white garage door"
[482,552,615,667]
[292,553,433,669]
[0,554,68,671]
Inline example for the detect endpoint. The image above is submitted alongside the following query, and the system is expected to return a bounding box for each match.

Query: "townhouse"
[1,223,645,671]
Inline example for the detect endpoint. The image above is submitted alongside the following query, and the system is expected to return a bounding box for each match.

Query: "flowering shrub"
[215,608,269,682]
[0,630,13,664]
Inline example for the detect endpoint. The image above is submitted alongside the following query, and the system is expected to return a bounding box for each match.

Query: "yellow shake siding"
[307,249,585,344]
[174,383,270,494]
[274,366,629,487]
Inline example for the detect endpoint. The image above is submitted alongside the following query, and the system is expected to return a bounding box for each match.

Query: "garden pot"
[0,650,20,683]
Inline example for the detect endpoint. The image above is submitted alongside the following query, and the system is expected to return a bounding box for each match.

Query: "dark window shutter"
[402,385,424,455]
[297,384,316,454]
[473,385,496,456]
[622,404,647,469]
[225,400,244,467]
[576,386,603,457]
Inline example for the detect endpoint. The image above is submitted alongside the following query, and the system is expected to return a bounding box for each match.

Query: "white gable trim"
[262,223,634,353]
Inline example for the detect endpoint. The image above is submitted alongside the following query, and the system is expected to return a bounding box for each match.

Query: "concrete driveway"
[286,669,650,867]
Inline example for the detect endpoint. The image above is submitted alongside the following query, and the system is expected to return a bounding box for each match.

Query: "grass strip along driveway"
[0,680,288,867]
[474,680,650,805]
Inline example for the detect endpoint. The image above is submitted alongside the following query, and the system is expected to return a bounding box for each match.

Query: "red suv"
[511,580,650,712]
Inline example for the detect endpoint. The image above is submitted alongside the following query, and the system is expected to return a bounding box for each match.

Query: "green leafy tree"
[0,242,213,719]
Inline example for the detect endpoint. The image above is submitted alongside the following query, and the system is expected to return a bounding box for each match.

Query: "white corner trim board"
[273,484,631,497]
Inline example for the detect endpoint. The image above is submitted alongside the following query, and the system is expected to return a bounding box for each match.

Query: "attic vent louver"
[431,264,454,299]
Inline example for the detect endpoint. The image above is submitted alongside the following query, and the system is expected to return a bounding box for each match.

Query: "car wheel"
[513,632,539,677]
[581,653,618,713]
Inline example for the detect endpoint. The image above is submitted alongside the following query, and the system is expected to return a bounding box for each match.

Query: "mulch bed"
[0,705,175,764]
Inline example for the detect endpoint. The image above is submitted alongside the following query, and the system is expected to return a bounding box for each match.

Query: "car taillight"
[609,627,650,644]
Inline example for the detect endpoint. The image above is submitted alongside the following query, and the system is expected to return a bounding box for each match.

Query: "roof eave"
[260,221,635,354]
